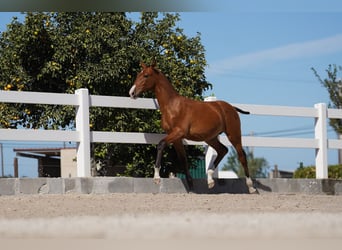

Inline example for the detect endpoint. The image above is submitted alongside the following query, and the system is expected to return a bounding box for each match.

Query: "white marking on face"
[129,85,136,99]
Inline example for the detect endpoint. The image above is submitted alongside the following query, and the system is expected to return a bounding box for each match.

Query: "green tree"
[0,12,211,177]
[294,164,342,179]
[312,64,342,134]
[222,147,269,178]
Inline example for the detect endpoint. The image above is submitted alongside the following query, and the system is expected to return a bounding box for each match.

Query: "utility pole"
[0,143,4,177]
[337,80,342,164]
[339,133,342,164]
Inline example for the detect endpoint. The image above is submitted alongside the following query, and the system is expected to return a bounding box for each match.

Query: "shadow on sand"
[181,178,273,194]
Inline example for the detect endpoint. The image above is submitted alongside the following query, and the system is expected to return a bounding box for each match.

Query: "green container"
[177,159,206,179]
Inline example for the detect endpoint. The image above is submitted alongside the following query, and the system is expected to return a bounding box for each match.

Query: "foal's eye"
[143,74,149,78]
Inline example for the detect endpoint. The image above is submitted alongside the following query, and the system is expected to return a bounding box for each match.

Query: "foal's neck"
[154,73,180,108]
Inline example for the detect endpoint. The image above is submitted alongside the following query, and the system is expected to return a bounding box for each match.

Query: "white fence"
[1,88,342,179]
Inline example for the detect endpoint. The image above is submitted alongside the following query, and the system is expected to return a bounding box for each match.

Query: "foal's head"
[129,62,159,99]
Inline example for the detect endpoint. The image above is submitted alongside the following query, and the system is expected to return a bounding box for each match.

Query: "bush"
[294,164,342,179]
[329,164,342,179]
[293,166,316,178]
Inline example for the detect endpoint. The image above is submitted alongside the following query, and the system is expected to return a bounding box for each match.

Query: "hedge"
[293,164,342,179]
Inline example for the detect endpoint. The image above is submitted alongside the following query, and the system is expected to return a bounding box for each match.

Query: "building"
[269,165,293,178]
[13,147,77,177]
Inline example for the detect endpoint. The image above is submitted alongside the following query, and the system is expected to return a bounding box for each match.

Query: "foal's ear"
[140,62,147,69]
[151,60,157,68]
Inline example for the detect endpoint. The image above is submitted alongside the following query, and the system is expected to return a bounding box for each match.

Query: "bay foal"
[129,63,256,193]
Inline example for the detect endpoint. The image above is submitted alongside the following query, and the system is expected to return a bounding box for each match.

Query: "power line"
[244,126,335,138]
[252,126,313,136]
[221,72,317,85]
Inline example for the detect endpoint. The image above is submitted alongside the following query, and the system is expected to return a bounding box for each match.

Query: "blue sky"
[0,5,342,176]
[177,9,342,171]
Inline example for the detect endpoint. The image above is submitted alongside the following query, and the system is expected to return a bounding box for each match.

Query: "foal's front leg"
[154,129,185,185]
[173,139,193,191]
[154,139,167,184]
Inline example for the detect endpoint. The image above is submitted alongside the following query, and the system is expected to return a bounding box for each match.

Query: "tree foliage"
[222,147,270,178]
[0,12,211,177]
[312,64,342,134]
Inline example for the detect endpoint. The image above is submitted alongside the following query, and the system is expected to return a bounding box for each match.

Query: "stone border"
[0,177,187,195]
[0,177,341,195]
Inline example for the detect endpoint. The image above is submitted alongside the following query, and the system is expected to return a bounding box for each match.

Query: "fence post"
[314,103,328,178]
[75,88,91,177]
[204,96,218,177]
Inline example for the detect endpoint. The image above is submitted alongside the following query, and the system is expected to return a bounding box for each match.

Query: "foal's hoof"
[208,179,215,189]
[154,177,161,185]
[249,187,258,194]
[246,177,258,194]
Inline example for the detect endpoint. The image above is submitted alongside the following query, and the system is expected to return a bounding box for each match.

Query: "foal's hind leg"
[228,135,257,194]
[205,137,228,189]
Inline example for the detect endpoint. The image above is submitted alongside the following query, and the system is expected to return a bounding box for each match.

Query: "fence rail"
[1,88,342,179]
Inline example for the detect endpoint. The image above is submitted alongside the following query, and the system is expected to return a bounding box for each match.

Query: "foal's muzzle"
[129,85,137,99]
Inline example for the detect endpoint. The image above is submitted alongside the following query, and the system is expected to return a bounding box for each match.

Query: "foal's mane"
[149,65,160,75]
[148,65,179,97]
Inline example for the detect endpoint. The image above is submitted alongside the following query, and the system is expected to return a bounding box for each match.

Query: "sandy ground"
[1,193,342,249]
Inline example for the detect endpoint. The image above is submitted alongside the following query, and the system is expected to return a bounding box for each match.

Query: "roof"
[13,147,76,159]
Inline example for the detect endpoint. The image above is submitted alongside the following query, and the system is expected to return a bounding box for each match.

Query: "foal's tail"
[234,106,250,115]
